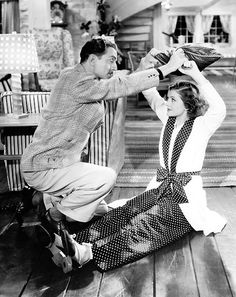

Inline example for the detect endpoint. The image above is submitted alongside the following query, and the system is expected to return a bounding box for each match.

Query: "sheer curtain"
[185,15,195,34]
[167,15,178,44]
[202,15,214,34]
[1,0,20,33]
[168,15,178,34]
[219,15,231,33]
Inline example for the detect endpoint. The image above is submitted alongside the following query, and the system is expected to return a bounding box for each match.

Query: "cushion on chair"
[33,27,75,91]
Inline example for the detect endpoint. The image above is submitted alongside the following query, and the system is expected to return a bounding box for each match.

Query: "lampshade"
[0,33,39,117]
[0,33,39,74]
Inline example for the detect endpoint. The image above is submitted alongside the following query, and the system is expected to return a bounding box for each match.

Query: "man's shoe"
[35,224,72,273]
[41,210,67,235]
[61,229,93,268]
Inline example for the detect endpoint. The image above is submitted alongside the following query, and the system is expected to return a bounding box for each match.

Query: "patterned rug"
[116,76,236,188]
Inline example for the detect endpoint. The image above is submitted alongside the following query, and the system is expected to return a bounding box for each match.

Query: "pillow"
[154,44,222,75]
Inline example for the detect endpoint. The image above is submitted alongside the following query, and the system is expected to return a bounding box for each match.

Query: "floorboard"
[0,225,40,297]
[207,187,236,297]
[190,232,232,297]
[154,234,199,297]
[99,256,154,297]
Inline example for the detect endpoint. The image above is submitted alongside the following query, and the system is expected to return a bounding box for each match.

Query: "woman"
[43,61,227,273]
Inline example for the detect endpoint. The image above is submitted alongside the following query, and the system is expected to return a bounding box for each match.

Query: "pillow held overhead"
[154,44,222,75]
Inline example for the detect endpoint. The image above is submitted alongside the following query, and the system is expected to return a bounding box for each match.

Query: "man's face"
[93,47,118,79]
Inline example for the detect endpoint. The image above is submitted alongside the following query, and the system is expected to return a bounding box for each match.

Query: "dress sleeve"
[198,80,226,133]
[142,88,168,124]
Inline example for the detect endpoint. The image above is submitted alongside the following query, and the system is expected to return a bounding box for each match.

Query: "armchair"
[33,27,75,91]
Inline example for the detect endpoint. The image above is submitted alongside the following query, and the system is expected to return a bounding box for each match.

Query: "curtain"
[202,15,214,34]
[185,15,195,34]
[1,0,20,33]
[219,15,230,33]
[168,16,178,34]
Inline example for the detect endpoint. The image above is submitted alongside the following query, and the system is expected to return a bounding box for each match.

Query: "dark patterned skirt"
[76,187,193,272]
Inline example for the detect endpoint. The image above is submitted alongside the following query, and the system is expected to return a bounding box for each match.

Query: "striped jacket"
[21,64,161,172]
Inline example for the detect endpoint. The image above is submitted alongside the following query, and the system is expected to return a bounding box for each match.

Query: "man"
[21,37,186,231]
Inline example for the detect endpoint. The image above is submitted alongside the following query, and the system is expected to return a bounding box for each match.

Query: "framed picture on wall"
[50,0,67,27]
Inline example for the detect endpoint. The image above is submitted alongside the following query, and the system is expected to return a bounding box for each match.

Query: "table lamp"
[0,32,39,118]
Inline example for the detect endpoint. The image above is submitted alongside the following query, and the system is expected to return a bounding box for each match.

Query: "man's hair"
[80,37,117,63]
[168,80,209,119]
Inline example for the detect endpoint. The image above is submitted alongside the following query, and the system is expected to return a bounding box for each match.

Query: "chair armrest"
[108,97,127,173]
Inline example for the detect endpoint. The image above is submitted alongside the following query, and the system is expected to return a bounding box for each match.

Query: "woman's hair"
[80,37,117,63]
[168,80,209,119]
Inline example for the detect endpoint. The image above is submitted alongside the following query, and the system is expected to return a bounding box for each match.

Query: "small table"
[0,113,40,128]
[0,113,40,160]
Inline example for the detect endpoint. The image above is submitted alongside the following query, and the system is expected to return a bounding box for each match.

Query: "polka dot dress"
[76,117,196,272]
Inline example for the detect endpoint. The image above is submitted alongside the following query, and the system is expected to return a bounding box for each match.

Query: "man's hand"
[166,48,188,72]
[158,48,188,77]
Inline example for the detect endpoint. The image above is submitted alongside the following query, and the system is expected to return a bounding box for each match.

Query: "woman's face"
[165,89,187,118]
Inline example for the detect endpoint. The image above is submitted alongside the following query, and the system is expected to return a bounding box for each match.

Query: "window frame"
[173,15,194,45]
[203,15,230,47]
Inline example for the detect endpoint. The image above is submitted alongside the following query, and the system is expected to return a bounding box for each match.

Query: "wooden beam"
[169,0,222,13]
[116,34,150,42]
[201,0,222,10]
[107,0,162,21]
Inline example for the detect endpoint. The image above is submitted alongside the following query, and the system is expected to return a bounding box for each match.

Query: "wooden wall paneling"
[116,34,150,42]
[116,7,153,52]
[118,41,147,51]
[132,9,154,19]
[123,18,153,26]
[108,0,158,21]
[118,25,151,35]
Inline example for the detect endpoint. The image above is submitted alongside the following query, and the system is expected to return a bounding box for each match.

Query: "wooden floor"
[0,186,236,297]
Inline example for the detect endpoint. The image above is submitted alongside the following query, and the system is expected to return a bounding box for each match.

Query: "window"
[204,15,229,44]
[174,16,193,44]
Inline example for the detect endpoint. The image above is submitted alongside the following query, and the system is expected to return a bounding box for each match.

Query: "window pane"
[204,15,229,44]
[174,16,193,44]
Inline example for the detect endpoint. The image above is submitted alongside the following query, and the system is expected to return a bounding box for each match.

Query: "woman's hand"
[178,60,207,84]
